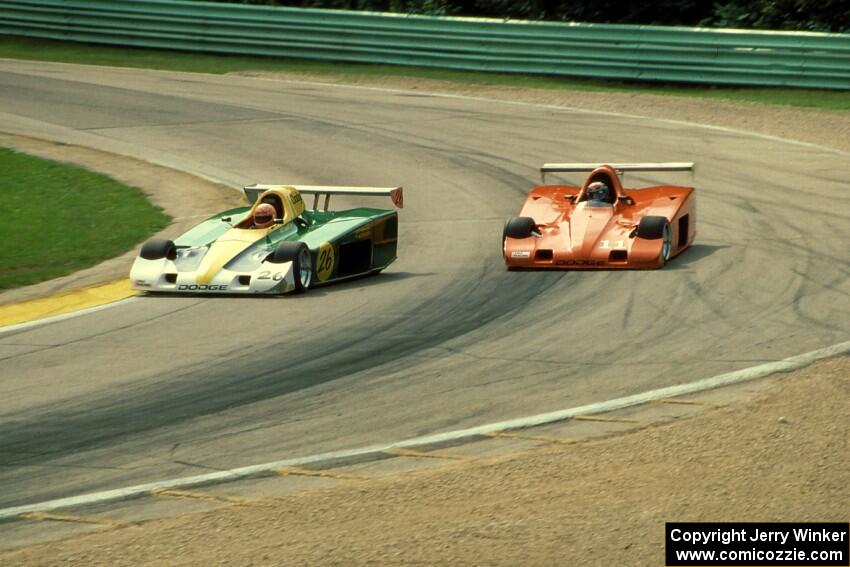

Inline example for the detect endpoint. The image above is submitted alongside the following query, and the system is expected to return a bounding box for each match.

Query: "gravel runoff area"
[1,74,847,564]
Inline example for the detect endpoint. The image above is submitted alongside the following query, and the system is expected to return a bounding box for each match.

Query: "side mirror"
[618,195,635,206]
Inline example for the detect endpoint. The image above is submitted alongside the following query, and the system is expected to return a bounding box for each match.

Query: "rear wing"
[540,162,694,183]
[244,184,403,210]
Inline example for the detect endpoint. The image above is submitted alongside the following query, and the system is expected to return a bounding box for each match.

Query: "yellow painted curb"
[0,279,136,328]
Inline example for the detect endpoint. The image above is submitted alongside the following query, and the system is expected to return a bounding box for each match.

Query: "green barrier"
[1,0,848,89]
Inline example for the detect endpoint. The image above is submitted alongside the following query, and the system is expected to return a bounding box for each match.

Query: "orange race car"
[503,162,695,269]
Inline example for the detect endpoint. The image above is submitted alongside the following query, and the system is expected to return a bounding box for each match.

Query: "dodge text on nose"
[177,284,229,291]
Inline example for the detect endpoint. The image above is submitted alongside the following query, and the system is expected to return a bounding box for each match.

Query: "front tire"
[660,222,672,265]
[269,241,312,293]
[636,216,672,267]
[503,216,536,239]
[636,216,668,239]
[139,239,176,261]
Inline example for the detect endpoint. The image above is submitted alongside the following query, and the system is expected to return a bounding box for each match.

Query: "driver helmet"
[252,203,276,229]
[587,181,610,203]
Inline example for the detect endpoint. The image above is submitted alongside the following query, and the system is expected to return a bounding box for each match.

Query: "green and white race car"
[130,184,402,295]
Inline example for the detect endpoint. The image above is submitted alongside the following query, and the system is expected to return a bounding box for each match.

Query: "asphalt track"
[0,59,848,509]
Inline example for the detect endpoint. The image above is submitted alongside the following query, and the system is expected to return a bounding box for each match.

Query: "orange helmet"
[253,203,276,229]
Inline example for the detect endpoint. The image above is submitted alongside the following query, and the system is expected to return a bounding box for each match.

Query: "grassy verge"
[0,147,170,290]
[1,35,848,111]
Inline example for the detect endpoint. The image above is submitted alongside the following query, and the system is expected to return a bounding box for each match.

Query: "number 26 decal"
[258,270,284,281]
[316,242,335,282]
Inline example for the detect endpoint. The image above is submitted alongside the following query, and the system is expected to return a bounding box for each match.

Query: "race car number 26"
[257,270,284,281]
[317,242,335,281]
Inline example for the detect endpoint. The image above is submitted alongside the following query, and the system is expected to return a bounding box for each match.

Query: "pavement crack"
[171,460,227,472]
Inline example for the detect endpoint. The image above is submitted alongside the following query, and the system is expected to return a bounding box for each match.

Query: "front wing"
[504,237,666,269]
[130,256,300,295]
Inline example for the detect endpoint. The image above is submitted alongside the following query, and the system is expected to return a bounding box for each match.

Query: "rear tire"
[270,241,312,293]
[503,216,536,239]
[139,239,176,261]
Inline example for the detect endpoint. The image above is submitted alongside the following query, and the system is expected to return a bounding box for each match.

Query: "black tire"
[269,241,312,293]
[635,216,668,240]
[140,239,176,261]
[660,222,672,265]
[636,216,672,267]
[503,216,536,239]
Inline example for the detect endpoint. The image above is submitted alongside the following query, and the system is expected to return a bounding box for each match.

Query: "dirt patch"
[2,356,846,566]
[0,134,241,306]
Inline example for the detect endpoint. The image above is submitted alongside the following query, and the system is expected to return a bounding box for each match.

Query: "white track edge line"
[1,338,847,520]
[0,297,139,336]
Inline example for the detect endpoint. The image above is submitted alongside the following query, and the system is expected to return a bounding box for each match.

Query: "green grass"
[0,147,170,290]
[1,35,848,110]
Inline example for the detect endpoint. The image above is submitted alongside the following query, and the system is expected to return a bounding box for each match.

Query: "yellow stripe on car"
[196,228,270,285]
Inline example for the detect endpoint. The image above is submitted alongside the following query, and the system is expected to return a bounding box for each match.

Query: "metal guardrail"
[1,0,849,89]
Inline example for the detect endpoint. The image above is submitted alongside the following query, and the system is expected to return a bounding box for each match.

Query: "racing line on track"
[0,338,847,520]
[1,79,845,335]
